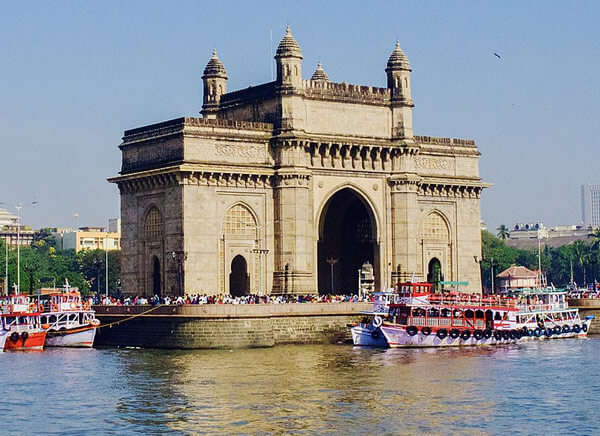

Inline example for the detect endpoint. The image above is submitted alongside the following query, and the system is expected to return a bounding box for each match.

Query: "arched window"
[144,206,163,241]
[222,204,256,237]
[422,212,449,241]
[404,77,409,88]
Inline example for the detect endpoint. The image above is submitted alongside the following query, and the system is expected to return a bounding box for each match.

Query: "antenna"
[270,28,273,81]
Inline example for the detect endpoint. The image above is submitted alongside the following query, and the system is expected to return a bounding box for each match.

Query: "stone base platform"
[93,303,371,349]
[568,299,600,335]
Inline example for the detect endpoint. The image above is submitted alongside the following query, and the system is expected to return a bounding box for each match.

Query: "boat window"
[427,308,439,317]
[464,309,474,318]
[475,310,484,319]
[494,312,502,321]
[441,308,451,317]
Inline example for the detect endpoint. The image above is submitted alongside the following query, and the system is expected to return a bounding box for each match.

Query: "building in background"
[507,222,593,250]
[54,220,121,252]
[581,184,600,228]
[496,265,541,292]
[0,207,34,248]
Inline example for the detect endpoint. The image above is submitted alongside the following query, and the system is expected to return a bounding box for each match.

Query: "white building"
[581,184,600,228]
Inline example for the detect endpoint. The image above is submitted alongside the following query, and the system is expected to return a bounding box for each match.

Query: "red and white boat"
[37,285,100,348]
[378,283,523,348]
[0,295,47,351]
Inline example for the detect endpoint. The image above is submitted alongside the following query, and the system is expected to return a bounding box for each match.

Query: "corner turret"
[386,42,413,138]
[201,49,228,118]
[275,26,303,88]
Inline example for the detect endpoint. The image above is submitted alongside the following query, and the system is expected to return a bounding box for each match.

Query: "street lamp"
[15,203,21,293]
[326,257,338,294]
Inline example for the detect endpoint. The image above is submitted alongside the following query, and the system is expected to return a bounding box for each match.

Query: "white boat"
[350,289,406,347]
[37,285,100,348]
[511,289,594,339]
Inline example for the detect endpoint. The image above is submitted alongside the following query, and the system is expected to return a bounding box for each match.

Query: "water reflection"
[2,340,600,435]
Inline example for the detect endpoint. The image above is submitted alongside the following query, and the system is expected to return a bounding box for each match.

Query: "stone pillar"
[389,174,421,283]
[272,169,314,294]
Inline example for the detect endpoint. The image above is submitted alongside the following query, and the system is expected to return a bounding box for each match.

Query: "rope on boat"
[95,305,164,329]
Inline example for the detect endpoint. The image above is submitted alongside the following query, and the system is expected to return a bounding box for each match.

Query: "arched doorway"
[152,256,161,297]
[318,188,378,294]
[230,255,249,297]
[427,257,442,292]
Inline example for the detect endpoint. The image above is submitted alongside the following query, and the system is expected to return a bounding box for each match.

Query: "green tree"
[496,224,510,240]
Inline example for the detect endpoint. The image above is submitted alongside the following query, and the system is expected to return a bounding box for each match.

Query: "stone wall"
[569,299,600,335]
[94,303,370,349]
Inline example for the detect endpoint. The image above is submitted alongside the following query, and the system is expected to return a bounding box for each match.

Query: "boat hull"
[45,326,96,348]
[380,325,518,348]
[517,317,594,340]
[351,324,388,347]
[0,331,7,351]
[3,331,46,351]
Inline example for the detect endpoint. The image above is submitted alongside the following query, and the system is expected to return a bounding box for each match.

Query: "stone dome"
[275,26,302,58]
[311,62,329,81]
[386,42,410,70]
[203,49,228,78]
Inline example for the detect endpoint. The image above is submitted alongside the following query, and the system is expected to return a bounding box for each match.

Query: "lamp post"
[251,245,269,295]
[490,256,495,294]
[105,239,109,299]
[15,203,21,293]
[326,257,338,294]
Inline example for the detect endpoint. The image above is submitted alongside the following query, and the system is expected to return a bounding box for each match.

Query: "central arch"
[317,188,379,294]
[230,255,249,297]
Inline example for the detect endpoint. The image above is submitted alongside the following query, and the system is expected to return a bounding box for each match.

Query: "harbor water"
[3,339,599,435]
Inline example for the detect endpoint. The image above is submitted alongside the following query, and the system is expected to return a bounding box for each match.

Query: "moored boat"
[378,283,522,348]
[37,285,100,348]
[0,295,47,351]
[511,289,594,340]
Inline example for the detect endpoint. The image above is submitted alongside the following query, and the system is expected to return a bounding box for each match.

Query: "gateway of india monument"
[110,27,487,297]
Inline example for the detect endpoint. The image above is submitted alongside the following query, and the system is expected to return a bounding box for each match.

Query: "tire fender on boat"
[10,332,19,342]
[583,324,588,333]
[460,330,472,340]
[406,326,418,336]
[436,329,448,339]
[372,316,382,328]
[534,328,542,337]
[562,325,571,333]
[474,330,484,340]
[449,329,460,339]
[421,326,431,336]
[21,331,28,341]
[573,324,581,333]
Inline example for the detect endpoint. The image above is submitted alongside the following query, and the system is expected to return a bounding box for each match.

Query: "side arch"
[420,210,452,284]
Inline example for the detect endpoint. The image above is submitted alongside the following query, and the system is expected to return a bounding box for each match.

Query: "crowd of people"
[94,293,370,306]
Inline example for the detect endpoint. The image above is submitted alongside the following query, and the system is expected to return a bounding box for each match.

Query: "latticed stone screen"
[422,212,449,241]
[222,204,257,236]
[144,206,163,240]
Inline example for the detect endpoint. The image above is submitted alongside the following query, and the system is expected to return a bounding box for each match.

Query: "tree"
[496,224,510,240]
[570,240,589,286]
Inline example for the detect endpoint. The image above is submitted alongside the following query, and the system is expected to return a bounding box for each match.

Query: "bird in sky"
[493,52,501,59]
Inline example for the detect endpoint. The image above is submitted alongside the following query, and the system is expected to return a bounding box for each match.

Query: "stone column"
[272,169,314,294]
[389,174,421,283]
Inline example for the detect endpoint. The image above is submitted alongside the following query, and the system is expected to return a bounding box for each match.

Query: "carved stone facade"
[110,28,488,296]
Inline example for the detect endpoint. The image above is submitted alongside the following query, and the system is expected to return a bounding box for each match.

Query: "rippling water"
[2,339,599,435]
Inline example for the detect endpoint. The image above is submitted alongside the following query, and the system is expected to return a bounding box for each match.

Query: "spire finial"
[212,48,218,57]
[286,24,291,34]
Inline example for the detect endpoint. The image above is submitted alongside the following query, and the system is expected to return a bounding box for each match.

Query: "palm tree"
[496,224,510,240]
[571,240,589,286]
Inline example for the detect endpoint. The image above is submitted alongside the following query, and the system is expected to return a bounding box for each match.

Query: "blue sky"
[1,1,599,231]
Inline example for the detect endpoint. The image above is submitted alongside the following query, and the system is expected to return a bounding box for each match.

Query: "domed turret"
[275,25,302,59]
[202,49,228,118]
[385,42,413,139]
[386,42,411,71]
[385,41,413,106]
[203,49,228,79]
[311,62,329,82]
[275,26,303,87]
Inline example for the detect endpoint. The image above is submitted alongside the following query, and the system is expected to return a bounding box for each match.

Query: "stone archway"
[151,255,161,297]
[427,257,443,291]
[230,255,249,297]
[318,188,378,294]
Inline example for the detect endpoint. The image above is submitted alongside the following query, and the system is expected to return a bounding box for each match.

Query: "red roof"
[496,265,539,279]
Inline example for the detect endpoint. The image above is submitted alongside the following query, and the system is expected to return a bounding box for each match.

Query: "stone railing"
[303,79,390,103]
[414,135,476,147]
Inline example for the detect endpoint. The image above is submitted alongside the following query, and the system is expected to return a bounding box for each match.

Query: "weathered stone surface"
[109,30,487,296]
